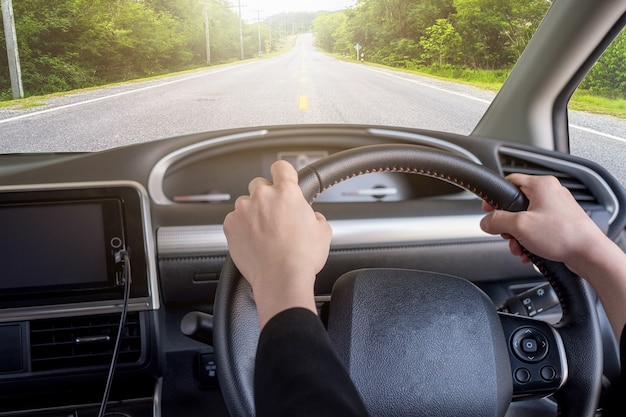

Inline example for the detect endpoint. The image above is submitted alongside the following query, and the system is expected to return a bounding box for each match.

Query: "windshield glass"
[0,0,623,155]
[569,27,626,185]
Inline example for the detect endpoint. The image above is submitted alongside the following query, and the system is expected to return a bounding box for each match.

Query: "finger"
[481,200,495,212]
[315,211,332,233]
[270,160,298,185]
[506,174,561,200]
[505,173,542,200]
[248,176,272,195]
[480,209,522,236]
[505,173,534,188]
[314,211,327,222]
[234,194,249,210]
[223,210,244,240]
[222,211,234,234]
[508,238,525,257]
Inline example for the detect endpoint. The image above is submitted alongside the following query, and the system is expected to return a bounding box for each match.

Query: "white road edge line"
[569,124,626,143]
[0,62,258,125]
[358,65,625,142]
[358,65,492,104]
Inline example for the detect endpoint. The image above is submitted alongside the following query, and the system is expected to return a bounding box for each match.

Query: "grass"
[570,90,626,118]
[0,96,50,110]
[336,54,625,119]
[424,68,626,119]
[416,65,509,91]
[406,65,625,118]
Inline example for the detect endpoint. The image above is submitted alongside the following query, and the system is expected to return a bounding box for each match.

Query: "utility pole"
[256,8,262,57]
[238,0,244,60]
[203,0,211,65]
[1,0,24,99]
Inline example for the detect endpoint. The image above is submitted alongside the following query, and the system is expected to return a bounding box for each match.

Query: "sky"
[243,0,355,20]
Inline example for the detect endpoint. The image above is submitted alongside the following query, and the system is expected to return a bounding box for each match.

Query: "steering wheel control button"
[540,366,557,382]
[521,338,538,353]
[514,368,531,384]
[511,327,549,363]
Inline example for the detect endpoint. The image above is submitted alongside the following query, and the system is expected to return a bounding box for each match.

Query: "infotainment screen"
[0,199,125,294]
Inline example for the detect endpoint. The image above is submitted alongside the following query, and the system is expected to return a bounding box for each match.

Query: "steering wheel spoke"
[498,313,567,399]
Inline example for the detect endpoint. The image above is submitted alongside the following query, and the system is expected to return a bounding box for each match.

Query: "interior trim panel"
[157,215,496,257]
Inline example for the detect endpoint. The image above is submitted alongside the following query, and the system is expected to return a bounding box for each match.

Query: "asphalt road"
[1,33,624,183]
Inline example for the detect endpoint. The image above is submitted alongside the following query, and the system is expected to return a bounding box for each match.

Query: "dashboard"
[0,125,624,416]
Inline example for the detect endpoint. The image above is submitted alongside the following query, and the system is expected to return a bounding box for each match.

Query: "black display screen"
[0,200,123,292]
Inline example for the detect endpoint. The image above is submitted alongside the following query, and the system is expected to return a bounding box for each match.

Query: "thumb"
[480,209,521,237]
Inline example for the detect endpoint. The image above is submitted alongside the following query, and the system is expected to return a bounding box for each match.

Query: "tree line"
[0,0,314,100]
[312,0,625,99]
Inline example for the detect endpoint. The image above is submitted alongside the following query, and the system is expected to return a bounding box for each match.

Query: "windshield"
[0,0,624,155]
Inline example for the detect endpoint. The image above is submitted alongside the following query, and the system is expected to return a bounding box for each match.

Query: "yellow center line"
[298,96,308,110]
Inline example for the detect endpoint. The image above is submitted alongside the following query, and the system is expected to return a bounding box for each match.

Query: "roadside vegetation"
[0,0,313,100]
[313,0,625,118]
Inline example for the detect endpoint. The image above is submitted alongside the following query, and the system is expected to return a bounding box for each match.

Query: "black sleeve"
[255,308,370,417]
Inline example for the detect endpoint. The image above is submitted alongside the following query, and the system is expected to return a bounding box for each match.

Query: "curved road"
[0,34,624,183]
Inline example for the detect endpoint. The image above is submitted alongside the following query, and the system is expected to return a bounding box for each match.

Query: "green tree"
[419,19,462,66]
[337,0,456,66]
[313,11,348,53]
[407,0,456,40]
[580,29,626,98]
[0,0,257,97]
[332,15,354,56]
[381,38,420,67]
[452,0,548,69]
[4,0,98,94]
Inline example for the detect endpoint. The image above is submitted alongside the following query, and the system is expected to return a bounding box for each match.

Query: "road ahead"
[0,34,624,182]
[0,34,494,151]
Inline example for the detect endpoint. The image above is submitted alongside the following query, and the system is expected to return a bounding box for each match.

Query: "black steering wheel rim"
[214,144,603,417]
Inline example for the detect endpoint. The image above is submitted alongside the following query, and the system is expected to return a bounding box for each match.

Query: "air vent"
[30,312,142,372]
[499,152,599,205]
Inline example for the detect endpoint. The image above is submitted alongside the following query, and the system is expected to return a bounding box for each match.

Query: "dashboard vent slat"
[499,153,599,206]
[29,312,142,372]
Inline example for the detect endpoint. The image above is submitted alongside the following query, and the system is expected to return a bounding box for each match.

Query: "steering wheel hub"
[329,269,512,417]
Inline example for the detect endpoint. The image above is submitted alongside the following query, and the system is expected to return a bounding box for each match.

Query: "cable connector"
[114,249,130,287]
[114,249,129,265]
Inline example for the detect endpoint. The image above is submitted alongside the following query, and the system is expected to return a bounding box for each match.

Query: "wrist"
[566,234,623,279]
[252,276,317,329]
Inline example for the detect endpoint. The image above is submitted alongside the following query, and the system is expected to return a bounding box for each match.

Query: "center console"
[0,181,159,417]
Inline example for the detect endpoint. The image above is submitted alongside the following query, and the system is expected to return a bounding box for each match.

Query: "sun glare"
[250,0,355,18]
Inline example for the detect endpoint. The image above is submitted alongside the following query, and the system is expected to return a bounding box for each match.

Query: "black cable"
[97,251,132,417]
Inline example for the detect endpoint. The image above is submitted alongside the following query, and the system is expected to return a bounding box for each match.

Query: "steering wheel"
[214,144,603,417]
